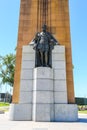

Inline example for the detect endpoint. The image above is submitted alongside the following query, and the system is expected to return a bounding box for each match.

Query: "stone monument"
[9,0,78,121]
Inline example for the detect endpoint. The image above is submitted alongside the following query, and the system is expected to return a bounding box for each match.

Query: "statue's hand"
[33,43,37,50]
[55,42,58,45]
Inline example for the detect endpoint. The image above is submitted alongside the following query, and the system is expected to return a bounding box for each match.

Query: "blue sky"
[0,0,87,97]
[69,0,87,97]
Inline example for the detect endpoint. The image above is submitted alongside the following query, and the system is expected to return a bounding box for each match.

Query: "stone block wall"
[10,45,78,121]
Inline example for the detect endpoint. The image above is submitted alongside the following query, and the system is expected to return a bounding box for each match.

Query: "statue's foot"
[45,65,49,67]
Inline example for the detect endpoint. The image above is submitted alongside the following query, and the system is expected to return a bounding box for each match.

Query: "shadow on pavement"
[78,118,87,123]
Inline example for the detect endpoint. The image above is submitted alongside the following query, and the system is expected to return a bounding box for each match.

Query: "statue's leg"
[37,51,41,67]
[49,50,52,68]
[35,51,37,67]
[40,51,43,66]
[45,51,48,67]
[35,51,39,67]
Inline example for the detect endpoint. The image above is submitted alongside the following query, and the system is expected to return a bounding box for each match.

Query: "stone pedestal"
[33,67,54,122]
[55,104,78,122]
[9,45,78,121]
[9,104,32,121]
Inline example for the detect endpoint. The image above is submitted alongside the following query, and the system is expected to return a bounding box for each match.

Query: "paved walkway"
[0,112,87,130]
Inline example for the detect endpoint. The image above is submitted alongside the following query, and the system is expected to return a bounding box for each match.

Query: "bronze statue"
[33,24,59,67]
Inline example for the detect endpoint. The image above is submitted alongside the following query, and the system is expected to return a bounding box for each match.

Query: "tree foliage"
[0,54,15,87]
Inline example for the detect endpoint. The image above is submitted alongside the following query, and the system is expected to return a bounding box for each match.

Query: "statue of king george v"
[32,24,59,68]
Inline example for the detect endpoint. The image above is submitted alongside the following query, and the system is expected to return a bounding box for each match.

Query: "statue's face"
[42,27,46,32]
[43,29,45,32]
[42,25,47,32]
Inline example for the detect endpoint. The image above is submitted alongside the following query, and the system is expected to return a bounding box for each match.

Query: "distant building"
[75,97,87,105]
[0,93,12,103]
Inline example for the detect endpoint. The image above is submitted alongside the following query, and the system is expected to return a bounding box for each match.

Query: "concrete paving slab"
[0,112,87,130]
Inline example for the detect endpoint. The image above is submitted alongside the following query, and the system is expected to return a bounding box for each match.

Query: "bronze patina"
[33,24,59,67]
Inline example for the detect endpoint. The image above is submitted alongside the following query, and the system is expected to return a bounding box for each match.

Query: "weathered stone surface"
[33,104,54,122]
[52,61,66,69]
[54,80,67,92]
[19,91,33,103]
[34,67,53,79]
[22,53,35,61]
[52,46,65,53]
[52,53,65,61]
[22,61,35,69]
[9,103,32,121]
[33,79,53,91]
[21,69,33,80]
[54,92,67,103]
[20,80,33,92]
[55,104,78,121]
[33,91,53,104]
[54,69,66,80]
[23,46,35,53]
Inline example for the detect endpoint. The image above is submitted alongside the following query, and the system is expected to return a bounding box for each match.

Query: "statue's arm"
[50,34,59,45]
[32,32,39,43]
[33,32,40,50]
[47,32,58,45]
[51,35,58,44]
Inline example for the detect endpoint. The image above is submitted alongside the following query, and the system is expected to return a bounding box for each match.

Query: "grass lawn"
[0,102,10,112]
[0,102,10,107]
[78,110,87,114]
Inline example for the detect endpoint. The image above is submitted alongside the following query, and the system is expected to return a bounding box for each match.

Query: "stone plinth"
[33,67,54,122]
[9,104,32,121]
[10,45,78,122]
[33,104,54,122]
[55,104,78,122]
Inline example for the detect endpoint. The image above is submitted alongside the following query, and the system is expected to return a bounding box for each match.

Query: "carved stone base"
[9,45,78,122]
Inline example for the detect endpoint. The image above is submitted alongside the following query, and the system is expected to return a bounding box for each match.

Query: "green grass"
[0,102,10,107]
[0,102,10,112]
[78,110,87,114]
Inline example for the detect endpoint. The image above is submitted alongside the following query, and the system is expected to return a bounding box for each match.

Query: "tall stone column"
[13,0,75,106]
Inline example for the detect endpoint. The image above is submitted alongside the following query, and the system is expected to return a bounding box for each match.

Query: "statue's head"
[42,24,47,32]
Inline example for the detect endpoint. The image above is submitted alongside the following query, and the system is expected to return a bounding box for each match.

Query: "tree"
[0,54,15,87]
